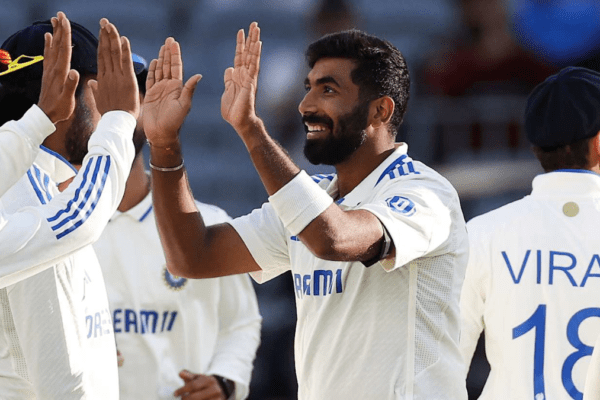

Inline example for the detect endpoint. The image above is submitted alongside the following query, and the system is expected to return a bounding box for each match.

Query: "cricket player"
[143,26,469,399]
[92,55,261,400]
[0,14,140,398]
[460,66,600,400]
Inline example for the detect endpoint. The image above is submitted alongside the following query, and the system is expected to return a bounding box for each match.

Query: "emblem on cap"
[563,202,579,217]
[163,266,187,291]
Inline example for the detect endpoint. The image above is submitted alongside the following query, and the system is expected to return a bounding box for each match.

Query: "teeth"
[306,124,327,132]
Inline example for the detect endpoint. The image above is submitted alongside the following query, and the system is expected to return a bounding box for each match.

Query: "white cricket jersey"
[460,170,600,400]
[584,334,600,400]
[0,110,136,288]
[0,105,55,197]
[0,145,121,398]
[231,143,469,400]
[93,192,262,400]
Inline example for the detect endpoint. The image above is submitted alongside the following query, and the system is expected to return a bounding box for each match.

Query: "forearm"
[149,141,210,273]
[239,118,301,196]
[0,105,55,196]
[0,111,135,287]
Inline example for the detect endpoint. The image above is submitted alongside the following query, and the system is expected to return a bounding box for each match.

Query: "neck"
[334,139,397,199]
[118,155,150,212]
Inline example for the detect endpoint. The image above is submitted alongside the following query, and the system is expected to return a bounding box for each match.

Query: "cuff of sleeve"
[268,170,333,236]
[20,105,56,146]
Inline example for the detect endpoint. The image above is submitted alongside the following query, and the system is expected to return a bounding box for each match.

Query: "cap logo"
[0,54,44,77]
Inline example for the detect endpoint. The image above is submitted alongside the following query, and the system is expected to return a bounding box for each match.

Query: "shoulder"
[466,196,533,245]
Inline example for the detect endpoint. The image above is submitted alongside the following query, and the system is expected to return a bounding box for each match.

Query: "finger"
[170,40,183,81]
[55,12,72,67]
[163,37,173,80]
[223,67,233,85]
[146,59,157,91]
[64,69,80,97]
[88,79,99,104]
[181,74,202,104]
[120,36,136,83]
[173,378,210,397]
[97,19,110,77]
[155,44,165,81]
[249,40,262,80]
[244,23,259,69]
[43,32,52,71]
[106,22,122,73]
[233,29,245,70]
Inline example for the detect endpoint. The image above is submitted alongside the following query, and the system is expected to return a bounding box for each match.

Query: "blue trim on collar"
[139,205,153,222]
[39,145,77,173]
[552,169,598,175]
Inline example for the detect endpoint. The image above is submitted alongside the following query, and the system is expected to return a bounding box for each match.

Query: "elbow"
[303,235,343,261]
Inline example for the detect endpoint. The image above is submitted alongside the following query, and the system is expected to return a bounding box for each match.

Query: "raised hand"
[38,11,79,124]
[143,37,202,149]
[88,18,139,118]
[221,22,262,135]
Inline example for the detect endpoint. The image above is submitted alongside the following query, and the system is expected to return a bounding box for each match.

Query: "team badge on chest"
[163,266,187,291]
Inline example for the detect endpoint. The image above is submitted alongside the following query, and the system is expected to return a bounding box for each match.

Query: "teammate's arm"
[0,17,139,287]
[0,12,78,197]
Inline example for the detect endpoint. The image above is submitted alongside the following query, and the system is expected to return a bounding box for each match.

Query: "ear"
[369,96,395,128]
[595,131,600,155]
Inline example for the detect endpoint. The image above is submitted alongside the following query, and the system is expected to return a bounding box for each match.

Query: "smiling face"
[299,57,371,166]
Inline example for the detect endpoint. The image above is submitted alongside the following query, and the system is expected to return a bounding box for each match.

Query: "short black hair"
[306,29,410,136]
[532,136,592,172]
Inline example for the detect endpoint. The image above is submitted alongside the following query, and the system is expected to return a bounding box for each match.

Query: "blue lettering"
[86,315,93,338]
[125,309,138,333]
[336,269,343,293]
[314,270,333,296]
[94,312,102,338]
[113,309,122,333]
[161,311,169,332]
[302,275,311,296]
[502,250,531,284]
[581,254,600,287]
[550,251,577,286]
[294,274,302,298]
[167,311,178,331]
[140,310,158,334]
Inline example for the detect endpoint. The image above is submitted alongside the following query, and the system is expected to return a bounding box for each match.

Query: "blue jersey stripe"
[47,157,95,223]
[27,168,47,205]
[55,158,110,239]
[139,205,153,222]
[51,156,104,231]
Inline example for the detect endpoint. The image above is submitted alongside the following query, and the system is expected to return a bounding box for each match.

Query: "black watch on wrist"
[213,375,235,399]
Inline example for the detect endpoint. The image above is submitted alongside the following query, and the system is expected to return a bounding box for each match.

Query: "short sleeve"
[359,177,456,272]
[229,202,291,283]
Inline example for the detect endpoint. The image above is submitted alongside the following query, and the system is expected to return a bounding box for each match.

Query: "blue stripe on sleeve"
[55,157,111,239]
[47,157,95,223]
[27,167,47,205]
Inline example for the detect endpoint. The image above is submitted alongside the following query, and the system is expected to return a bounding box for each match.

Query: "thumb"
[63,69,80,97]
[181,74,202,105]
[179,369,195,382]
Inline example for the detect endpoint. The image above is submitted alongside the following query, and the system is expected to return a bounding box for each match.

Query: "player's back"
[462,171,600,400]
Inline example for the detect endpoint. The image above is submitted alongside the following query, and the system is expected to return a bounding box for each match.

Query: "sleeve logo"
[385,196,416,216]
[163,266,187,291]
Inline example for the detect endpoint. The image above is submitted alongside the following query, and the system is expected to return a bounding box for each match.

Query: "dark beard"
[132,124,147,157]
[303,101,369,166]
[64,99,95,165]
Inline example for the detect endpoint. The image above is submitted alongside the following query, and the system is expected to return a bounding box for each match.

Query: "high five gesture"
[221,22,262,137]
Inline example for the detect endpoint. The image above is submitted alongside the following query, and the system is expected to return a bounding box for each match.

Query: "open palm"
[143,38,201,148]
[221,22,262,133]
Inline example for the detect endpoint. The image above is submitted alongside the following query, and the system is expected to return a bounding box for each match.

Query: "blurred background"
[3,0,600,398]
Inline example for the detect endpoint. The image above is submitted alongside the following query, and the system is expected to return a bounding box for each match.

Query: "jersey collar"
[34,145,77,182]
[112,190,153,222]
[531,169,600,197]
[327,143,410,207]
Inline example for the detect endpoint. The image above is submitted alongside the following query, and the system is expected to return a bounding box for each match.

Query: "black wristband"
[213,375,235,399]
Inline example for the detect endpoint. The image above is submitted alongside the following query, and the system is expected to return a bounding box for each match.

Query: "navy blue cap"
[0,19,98,82]
[525,66,600,148]
[132,53,147,76]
